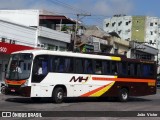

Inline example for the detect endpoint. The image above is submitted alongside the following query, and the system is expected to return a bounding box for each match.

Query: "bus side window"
[120,62,127,76]
[142,64,154,77]
[95,60,102,74]
[102,61,110,75]
[149,65,154,77]
[111,61,118,75]
[130,63,135,76]
[32,55,49,83]
[42,61,48,75]
[52,57,73,73]
[52,57,59,72]
[84,59,93,74]
[58,58,65,72]
[137,64,141,77]
[75,59,83,74]
[53,57,65,73]
[32,59,39,75]
[64,58,73,73]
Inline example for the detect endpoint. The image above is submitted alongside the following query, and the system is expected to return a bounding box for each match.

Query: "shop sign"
[0,47,7,53]
[0,42,34,54]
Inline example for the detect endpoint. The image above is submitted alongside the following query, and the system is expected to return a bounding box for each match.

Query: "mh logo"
[69,76,89,83]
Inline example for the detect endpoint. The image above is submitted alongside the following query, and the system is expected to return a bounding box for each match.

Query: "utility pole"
[74,13,91,51]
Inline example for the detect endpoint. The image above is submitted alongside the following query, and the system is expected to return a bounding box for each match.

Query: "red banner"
[0,42,35,54]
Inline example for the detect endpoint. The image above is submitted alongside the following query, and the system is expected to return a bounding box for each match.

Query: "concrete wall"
[131,16,146,42]
[103,16,132,41]
[145,17,159,48]
[38,26,71,43]
[38,37,67,51]
[0,19,37,47]
[0,10,39,26]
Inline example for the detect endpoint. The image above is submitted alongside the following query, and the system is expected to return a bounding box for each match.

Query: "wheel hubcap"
[57,92,63,99]
[122,92,127,99]
[1,87,5,94]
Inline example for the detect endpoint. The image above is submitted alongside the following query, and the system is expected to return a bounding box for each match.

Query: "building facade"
[0,9,76,83]
[76,26,130,58]
[0,9,76,50]
[103,15,160,73]
[103,15,160,49]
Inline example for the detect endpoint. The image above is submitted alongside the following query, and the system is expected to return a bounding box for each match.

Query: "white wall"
[0,10,72,48]
[38,37,67,47]
[0,10,39,26]
[38,26,71,43]
[0,20,37,47]
[145,17,159,48]
[103,16,132,41]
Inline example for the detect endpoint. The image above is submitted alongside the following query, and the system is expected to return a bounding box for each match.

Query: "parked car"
[157,75,160,87]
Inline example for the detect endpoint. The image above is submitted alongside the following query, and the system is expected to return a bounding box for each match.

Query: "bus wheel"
[52,87,64,103]
[1,86,6,94]
[118,88,129,102]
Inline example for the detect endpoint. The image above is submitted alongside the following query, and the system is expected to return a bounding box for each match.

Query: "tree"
[61,24,68,31]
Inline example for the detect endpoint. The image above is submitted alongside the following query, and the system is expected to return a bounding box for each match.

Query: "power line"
[44,0,110,27]
[49,0,89,14]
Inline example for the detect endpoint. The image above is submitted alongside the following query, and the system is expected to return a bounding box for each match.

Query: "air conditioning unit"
[1,38,5,42]
[37,44,41,47]
[40,44,44,47]
[37,44,45,48]
[10,40,15,44]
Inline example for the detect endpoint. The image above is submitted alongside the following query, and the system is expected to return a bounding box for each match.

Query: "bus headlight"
[4,82,8,87]
[5,83,8,87]
[21,80,28,87]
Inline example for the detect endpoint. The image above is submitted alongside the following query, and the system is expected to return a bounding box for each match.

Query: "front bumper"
[5,85,31,97]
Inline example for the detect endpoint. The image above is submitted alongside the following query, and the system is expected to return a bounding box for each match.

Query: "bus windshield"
[6,53,33,80]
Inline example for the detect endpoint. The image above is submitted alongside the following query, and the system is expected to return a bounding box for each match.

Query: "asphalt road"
[0,89,160,120]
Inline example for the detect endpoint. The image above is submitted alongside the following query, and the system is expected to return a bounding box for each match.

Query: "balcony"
[38,26,71,43]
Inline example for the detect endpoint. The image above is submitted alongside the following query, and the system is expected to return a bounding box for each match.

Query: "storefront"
[81,44,94,53]
[0,42,35,83]
[129,41,159,60]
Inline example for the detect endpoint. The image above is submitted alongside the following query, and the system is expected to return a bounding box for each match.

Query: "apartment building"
[103,15,160,47]
[103,15,160,73]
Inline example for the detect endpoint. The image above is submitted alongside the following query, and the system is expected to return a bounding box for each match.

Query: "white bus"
[4,50,157,103]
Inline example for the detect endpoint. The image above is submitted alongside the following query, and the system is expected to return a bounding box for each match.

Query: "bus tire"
[118,88,129,102]
[1,86,6,94]
[52,87,64,103]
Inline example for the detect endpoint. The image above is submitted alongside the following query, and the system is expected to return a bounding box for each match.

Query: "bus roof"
[12,49,156,63]
[12,50,121,61]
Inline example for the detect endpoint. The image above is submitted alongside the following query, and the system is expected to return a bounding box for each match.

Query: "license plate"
[11,89,15,92]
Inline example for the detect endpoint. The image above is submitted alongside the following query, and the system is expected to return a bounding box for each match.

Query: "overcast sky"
[0,0,159,27]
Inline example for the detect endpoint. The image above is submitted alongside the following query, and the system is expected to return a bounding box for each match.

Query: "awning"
[0,42,35,54]
[39,15,77,24]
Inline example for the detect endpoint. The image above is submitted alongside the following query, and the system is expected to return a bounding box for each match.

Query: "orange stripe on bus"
[5,80,26,85]
[92,77,155,83]
[81,83,113,97]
